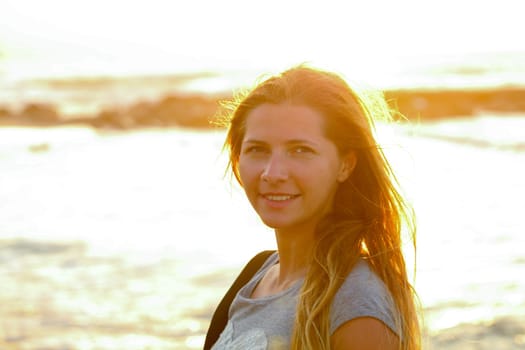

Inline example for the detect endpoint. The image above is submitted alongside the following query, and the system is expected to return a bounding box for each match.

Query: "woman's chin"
[260,217,289,230]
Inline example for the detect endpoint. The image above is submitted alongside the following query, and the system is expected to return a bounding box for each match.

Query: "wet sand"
[0,239,235,349]
[2,239,524,349]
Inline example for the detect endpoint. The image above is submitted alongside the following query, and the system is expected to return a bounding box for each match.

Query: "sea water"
[0,116,524,348]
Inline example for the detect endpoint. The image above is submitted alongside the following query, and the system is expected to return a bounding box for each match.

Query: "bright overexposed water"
[1,116,524,348]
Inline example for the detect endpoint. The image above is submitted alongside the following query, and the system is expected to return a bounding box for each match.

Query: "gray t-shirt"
[212,252,399,350]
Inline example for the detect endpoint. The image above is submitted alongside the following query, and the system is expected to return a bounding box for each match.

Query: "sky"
[1,0,524,82]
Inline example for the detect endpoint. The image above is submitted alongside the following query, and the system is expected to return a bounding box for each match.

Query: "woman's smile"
[259,192,301,208]
[261,193,300,201]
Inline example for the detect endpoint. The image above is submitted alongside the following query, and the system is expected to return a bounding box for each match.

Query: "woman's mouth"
[260,193,300,207]
[263,194,298,201]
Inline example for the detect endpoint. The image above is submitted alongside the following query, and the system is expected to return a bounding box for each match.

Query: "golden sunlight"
[1,1,525,349]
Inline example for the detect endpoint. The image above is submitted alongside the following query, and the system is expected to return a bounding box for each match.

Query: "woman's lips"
[262,194,298,201]
[260,193,300,207]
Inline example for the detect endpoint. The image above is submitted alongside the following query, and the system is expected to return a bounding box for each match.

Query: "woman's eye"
[244,146,266,154]
[292,146,314,154]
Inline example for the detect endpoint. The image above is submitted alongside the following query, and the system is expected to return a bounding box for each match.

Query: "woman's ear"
[337,151,357,183]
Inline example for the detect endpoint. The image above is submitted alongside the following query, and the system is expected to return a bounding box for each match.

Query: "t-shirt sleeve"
[330,260,400,336]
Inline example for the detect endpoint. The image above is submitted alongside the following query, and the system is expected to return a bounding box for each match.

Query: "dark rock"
[18,103,60,123]
[0,106,11,118]
[385,87,525,120]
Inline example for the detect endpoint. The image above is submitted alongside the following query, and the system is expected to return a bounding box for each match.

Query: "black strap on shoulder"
[203,250,276,350]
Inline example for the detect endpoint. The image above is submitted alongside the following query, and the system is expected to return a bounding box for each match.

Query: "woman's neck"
[273,227,315,285]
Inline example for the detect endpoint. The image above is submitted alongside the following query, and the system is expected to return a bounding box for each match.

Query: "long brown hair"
[221,65,420,350]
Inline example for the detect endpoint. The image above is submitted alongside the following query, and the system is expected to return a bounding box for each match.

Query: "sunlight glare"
[2,0,524,82]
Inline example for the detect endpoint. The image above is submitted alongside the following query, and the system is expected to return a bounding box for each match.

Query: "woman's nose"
[261,154,288,183]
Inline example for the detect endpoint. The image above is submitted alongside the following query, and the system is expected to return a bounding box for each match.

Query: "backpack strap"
[203,250,276,349]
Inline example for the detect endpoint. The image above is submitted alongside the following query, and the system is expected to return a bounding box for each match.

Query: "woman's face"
[238,103,354,235]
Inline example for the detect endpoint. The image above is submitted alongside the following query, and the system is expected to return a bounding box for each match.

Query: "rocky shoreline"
[0,93,226,130]
[1,86,525,130]
[384,86,525,120]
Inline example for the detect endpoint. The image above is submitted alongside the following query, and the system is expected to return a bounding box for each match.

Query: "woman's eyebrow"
[242,139,320,146]
[286,139,319,147]
[242,139,267,145]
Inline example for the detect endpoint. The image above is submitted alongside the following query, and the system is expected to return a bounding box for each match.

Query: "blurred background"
[1,0,524,349]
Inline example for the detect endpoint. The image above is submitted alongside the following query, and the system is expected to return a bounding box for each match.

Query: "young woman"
[205,66,420,349]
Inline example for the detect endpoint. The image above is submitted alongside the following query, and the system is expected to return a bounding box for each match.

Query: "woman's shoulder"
[345,259,383,283]
[330,258,400,335]
[336,259,392,302]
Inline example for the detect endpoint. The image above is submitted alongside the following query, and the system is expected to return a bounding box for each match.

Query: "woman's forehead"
[243,103,327,138]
